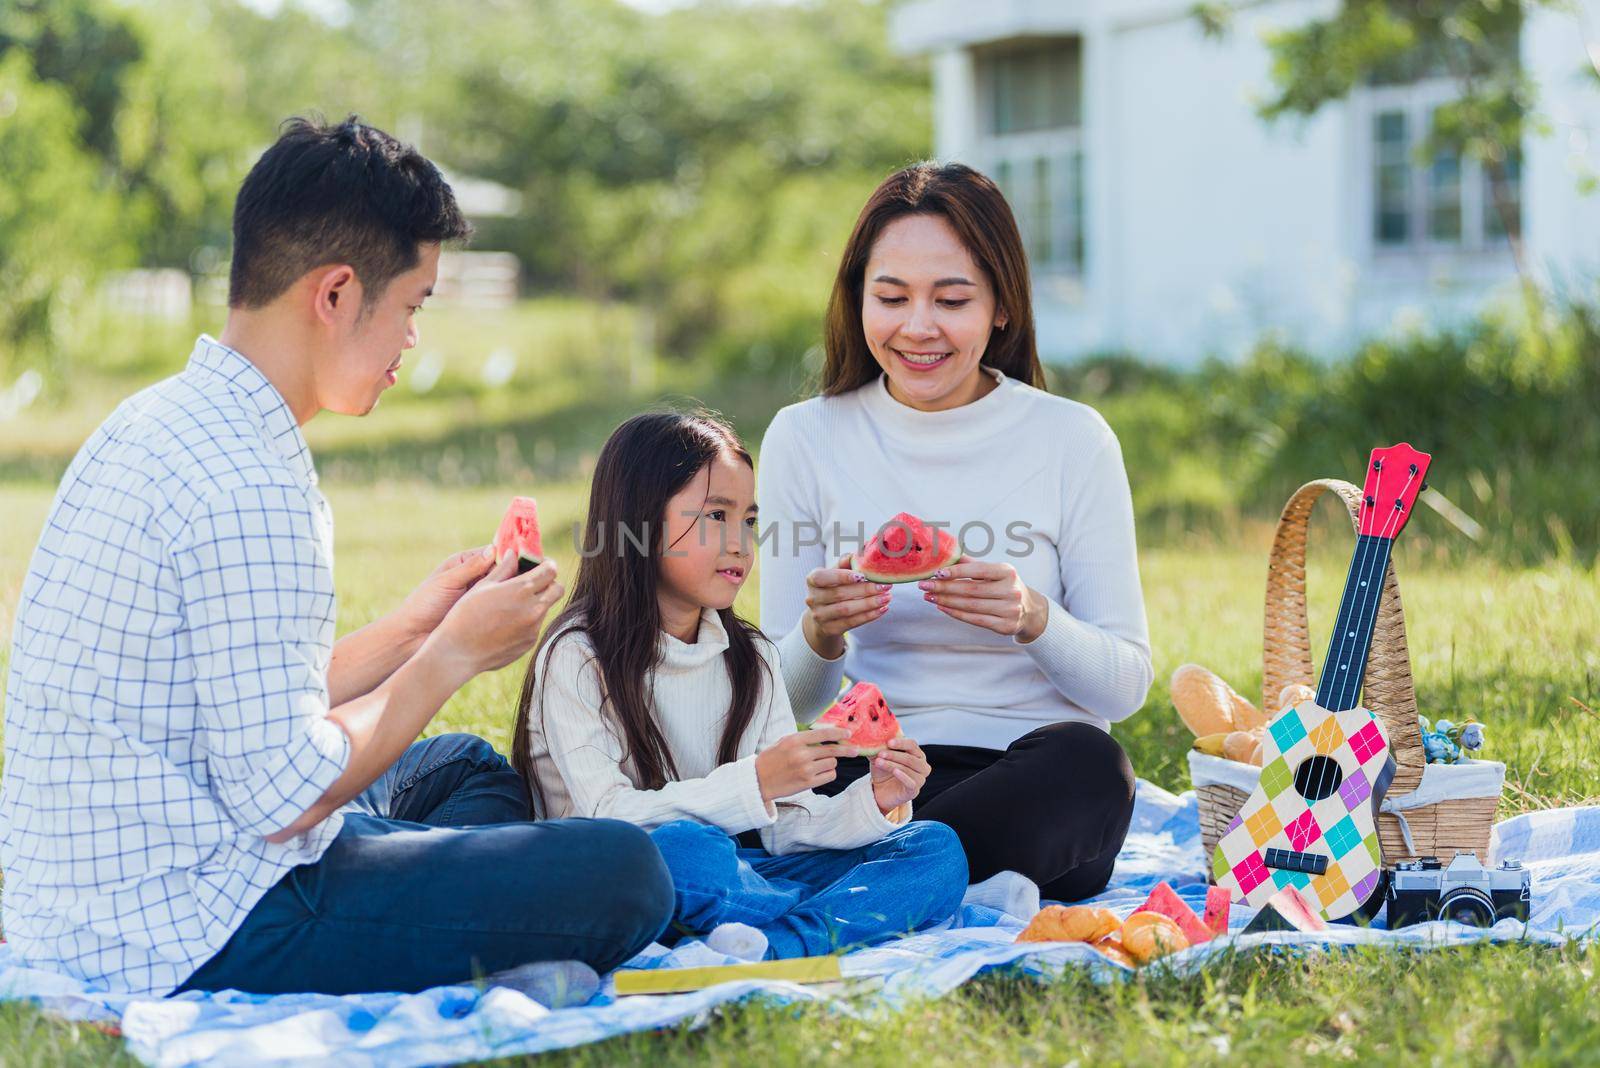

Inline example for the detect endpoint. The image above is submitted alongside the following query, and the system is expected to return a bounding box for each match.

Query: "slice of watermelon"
[852,512,960,584]
[815,681,902,755]
[1203,885,1232,937]
[1242,886,1328,934]
[1138,881,1214,945]
[494,496,544,575]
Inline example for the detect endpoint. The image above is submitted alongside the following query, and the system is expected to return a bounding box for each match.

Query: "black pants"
[814,721,1136,902]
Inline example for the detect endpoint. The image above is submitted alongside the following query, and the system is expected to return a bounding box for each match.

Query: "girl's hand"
[917,557,1049,642]
[755,727,860,802]
[870,736,931,814]
[800,554,891,658]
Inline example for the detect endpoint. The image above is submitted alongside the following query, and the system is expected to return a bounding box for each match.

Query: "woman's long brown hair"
[510,411,770,816]
[821,161,1046,396]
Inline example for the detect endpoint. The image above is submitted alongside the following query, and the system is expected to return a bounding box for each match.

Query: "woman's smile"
[892,347,952,370]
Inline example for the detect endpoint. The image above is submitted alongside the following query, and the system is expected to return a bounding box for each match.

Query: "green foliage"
[1057,299,1600,564]
[0,0,270,373]
[347,0,928,364]
[1,0,258,267]
[0,50,126,370]
[0,0,926,377]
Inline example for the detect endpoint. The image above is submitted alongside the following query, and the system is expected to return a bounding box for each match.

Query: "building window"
[1363,19,1522,256]
[976,39,1084,276]
[1374,110,1411,246]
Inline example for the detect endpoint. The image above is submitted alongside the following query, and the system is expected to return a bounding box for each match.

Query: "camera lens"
[1437,887,1496,927]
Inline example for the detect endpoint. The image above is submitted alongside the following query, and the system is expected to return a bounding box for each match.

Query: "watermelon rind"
[850,538,961,584]
[852,728,903,758]
[804,723,903,757]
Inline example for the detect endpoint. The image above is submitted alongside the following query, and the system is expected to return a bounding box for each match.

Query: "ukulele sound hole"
[1293,756,1344,801]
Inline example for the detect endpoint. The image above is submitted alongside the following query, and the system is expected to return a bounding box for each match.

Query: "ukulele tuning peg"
[1409,463,1419,475]
[1365,496,1376,508]
[1373,460,1383,471]
[1421,481,1429,492]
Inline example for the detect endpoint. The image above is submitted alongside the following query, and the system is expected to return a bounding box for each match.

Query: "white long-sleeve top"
[524,607,908,855]
[757,366,1154,748]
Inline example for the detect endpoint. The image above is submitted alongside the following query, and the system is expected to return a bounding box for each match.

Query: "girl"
[758,162,1154,903]
[512,411,967,961]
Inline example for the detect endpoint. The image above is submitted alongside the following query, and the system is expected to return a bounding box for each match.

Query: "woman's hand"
[918,556,1049,641]
[755,727,860,802]
[870,737,931,814]
[800,553,891,658]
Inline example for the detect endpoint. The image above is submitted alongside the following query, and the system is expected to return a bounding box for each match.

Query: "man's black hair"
[228,115,472,309]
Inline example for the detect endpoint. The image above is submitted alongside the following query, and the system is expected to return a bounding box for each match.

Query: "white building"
[889,0,1600,364]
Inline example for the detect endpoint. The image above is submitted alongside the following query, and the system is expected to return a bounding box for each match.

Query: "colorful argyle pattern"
[1212,699,1392,919]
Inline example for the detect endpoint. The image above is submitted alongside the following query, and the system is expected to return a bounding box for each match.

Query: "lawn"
[1,304,1597,1064]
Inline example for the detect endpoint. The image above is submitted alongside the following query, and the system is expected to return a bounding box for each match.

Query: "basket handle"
[1262,479,1427,779]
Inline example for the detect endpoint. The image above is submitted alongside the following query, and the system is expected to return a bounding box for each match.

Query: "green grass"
[2,300,1598,1064]
[1,473,1597,1065]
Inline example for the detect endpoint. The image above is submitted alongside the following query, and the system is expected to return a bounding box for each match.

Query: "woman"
[757,162,1153,902]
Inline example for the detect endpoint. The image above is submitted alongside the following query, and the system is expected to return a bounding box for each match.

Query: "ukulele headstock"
[1359,443,1432,539]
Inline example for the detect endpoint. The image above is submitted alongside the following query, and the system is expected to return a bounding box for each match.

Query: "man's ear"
[311,265,360,328]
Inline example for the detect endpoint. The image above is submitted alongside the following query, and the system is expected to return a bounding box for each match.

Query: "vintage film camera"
[1386,852,1531,928]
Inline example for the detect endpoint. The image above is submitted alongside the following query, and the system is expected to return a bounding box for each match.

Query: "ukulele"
[1212,443,1433,921]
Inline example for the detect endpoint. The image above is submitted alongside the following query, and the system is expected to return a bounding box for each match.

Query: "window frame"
[1360,78,1522,261]
[973,38,1087,279]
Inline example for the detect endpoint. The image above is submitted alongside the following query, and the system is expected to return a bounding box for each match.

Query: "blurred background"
[1,0,1598,566]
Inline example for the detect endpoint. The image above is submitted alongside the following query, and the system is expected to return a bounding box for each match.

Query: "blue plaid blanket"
[3,782,1596,1067]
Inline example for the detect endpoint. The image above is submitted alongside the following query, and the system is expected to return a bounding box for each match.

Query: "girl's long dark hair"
[510,411,769,816]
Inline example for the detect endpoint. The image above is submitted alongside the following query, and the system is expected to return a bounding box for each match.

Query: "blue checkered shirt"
[1,336,351,995]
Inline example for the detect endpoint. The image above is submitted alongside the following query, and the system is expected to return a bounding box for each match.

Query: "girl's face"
[860,213,1007,413]
[658,450,758,626]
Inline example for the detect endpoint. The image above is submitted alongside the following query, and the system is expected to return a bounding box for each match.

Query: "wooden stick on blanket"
[613,956,843,995]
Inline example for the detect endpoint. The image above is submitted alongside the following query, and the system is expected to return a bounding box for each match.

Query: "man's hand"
[424,553,565,677]
[870,736,931,814]
[272,554,565,844]
[397,545,498,640]
[755,727,859,801]
[328,546,503,705]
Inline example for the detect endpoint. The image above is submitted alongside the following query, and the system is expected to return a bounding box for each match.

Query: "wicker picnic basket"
[1190,478,1504,875]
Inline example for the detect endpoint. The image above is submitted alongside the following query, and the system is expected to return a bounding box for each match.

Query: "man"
[0,117,673,997]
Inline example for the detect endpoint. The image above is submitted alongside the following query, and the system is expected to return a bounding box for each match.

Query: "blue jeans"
[648,819,968,959]
[176,733,674,995]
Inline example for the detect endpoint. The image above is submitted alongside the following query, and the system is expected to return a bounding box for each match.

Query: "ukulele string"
[1314,467,1414,812]
[1325,467,1414,715]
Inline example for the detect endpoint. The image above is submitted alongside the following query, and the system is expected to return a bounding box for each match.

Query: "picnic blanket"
[3,781,1597,1068]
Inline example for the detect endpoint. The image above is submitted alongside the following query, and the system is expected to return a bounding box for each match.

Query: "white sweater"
[524,607,908,855]
[757,366,1153,748]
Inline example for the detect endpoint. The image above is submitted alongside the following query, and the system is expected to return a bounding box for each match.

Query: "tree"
[0,0,265,373]
[335,0,930,363]
[0,50,126,372]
